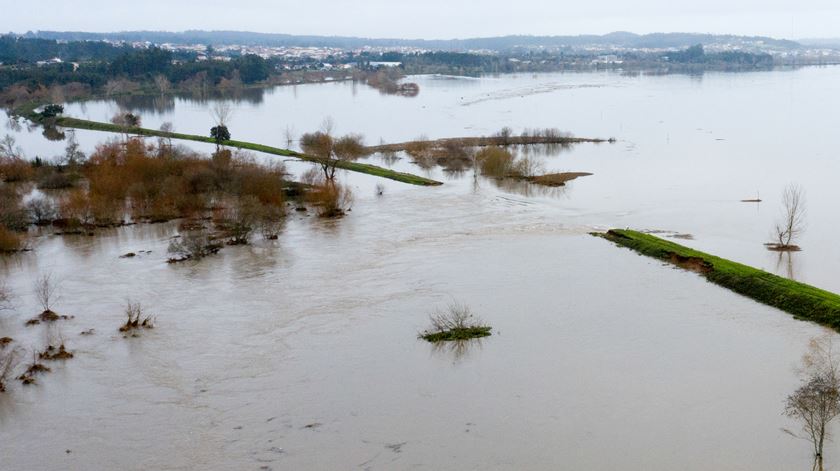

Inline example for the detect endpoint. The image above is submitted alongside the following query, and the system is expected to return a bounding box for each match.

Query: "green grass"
[420,326,492,342]
[596,229,840,331]
[35,114,442,186]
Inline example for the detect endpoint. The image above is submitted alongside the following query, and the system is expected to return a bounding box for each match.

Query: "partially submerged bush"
[119,301,155,333]
[17,351,51,386]
[26,274,72,324]
[25,195,58,225]
[39,343,74,361]
[167,227,221,262]
[0,135,33,182]
[213,196,261,245]
[37,170,76,190]
[0,186,29,231]
[34,273,60,316]
[476,147,515,178]
[258,205,286,240]
[0,156,33,183]
[0,226,24,253]
[420,302,492,342]
[309,182,353,218]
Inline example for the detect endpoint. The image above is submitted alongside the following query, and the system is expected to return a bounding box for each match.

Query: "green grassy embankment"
[595,229,840,330]
[39,115,442,186]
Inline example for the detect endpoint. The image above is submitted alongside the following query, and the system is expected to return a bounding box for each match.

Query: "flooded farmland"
[2,66,840,470]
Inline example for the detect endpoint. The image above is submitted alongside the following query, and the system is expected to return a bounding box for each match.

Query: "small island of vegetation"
[419,302,492,342]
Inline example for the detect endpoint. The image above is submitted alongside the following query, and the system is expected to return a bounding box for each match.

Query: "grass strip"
[47,116,442,186]
[595,229,840,330]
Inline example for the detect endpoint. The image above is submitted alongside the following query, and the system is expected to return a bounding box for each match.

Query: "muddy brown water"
[3,67,840,470]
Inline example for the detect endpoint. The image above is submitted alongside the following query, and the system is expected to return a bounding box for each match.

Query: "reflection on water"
[430,338,485,363]
[775,250,799,281]
[489,177,570,199]
[110,87,268,115]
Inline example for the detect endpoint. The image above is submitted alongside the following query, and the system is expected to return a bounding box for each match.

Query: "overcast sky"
[3,0,838,39]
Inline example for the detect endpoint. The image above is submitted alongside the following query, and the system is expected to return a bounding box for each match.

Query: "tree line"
[0,36,272,102]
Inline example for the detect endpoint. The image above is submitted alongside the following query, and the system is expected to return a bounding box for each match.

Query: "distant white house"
[36,57,64,67]
[369,61,402,68]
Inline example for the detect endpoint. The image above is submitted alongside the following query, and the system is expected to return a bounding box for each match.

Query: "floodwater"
[2,67,840,470]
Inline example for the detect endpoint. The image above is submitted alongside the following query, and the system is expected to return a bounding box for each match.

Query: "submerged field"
[2,67,840,470]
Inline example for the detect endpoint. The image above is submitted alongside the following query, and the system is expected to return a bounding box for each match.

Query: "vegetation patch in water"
[595,229,840,331]
[24,112,442,187]
[419,302,492,342]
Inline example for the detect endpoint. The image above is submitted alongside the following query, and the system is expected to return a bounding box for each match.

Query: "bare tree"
[167,228,221,262]
[320,116,334,136]
[25,195,57,225]
[111,111,141,139]
[772,184,806,250]
[154,74,172,95]
[159,122,174,153]
[0,134,23,159]
[211,102,233,128]
[283,125,295,148]
[63,130,85,166]
[300,128,365,181]
[34,273,60,314]
[784,336,840,471]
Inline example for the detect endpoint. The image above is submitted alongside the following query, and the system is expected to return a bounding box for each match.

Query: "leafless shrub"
[215,196,262,245]
[38,343,73,361]
[25,195,57,225]
[167,227,221,262]
[0,134,23,159]
[771,184,806,250]
[63,131,86,166]
[119,300,155,333]
[284,125,296,147]
[17,350,50,385]
[512,155,545,178]
[258,205,286,240]
[420,301,492,342]
[158,122,174,152]
[495,126,514,145]
[211,102,233,127]
[300,167,323,186]
[784,336,840,471]
[34,273,60,314]
[154,74,172,94]
[429,301,476,332]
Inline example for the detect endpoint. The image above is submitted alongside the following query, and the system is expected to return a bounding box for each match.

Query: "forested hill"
[26,30,802,51]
